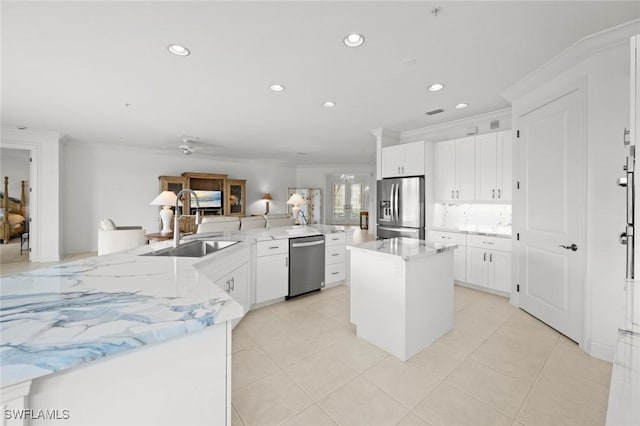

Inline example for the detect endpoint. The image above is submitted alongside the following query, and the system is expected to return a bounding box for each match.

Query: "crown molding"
[370,128,401,140]
[399,107,511,142]
[502,18,640,102]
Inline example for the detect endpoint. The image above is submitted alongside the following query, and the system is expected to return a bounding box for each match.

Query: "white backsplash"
[433,203,512,233]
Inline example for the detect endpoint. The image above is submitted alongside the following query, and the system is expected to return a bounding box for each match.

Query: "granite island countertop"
[348,237,457,261]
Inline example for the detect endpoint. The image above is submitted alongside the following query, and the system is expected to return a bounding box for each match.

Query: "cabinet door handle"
[497,189,501,199]
[482,241,495,245]
[402,166,405,174]
[269,246,279,249]
[398,166,401,175]
[285,256,288,267]
[332,271,340,275]
[492,189,495,199]
[451,190,454,199]
[489,253,493,262]
[483,252,486,261]
[332,253,339,256]
[225,280,230,293]
[456,189,459,199]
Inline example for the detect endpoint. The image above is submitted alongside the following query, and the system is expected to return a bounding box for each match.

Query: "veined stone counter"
[349,237,457,261]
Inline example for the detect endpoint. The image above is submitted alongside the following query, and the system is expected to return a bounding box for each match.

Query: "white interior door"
[330,177,366,225]
[516,87,586,343]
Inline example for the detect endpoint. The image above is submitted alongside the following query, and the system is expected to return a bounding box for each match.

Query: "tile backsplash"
[433,203,512,230]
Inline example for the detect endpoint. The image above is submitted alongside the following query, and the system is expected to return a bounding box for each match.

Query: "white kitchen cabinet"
[475,130,512,201]
[381,141,425,178]
[428,230,467,282]
[215,262,249,322]
[255,239,289,304]
[435,137,475,201]
[465,234,512,294]
[325,232,346,285]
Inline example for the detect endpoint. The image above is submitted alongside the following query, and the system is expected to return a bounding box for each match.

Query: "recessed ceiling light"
[167,44,190,56]
[270,84,285,92]
[323,101,336,107]
[343,33,365,48]
[427,83,445,92]
[454,103,469,109]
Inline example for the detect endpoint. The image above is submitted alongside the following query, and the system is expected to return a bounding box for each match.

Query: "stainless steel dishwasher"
[288,235,326,298]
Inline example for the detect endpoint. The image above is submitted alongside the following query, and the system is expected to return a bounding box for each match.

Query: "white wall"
[0,127,61,262]
[584,42,629,360]
[505,34,632,361]
[62,142,297,253]
[296,164,375,227]
[0,148,30,197]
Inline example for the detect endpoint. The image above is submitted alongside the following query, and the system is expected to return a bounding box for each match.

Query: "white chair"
[97,219,146,256]
[197,216,240,233]
[265,213,295,228]
[240,216,266,230]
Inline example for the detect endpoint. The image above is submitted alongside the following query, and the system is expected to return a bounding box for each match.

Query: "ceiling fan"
[178,136,197,155]
[176,135,217,156]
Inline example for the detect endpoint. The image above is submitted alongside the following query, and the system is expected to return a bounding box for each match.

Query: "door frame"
[0,142,37,263]
[511,76,589,350]
[325,173,370,226]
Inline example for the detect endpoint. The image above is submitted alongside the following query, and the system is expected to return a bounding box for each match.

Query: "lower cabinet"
[325,233,346,285]
[215,262,249,326]
[428,231,467,282]
[429,230,512,294]
[466,234,512,294]
[255,239,289,304]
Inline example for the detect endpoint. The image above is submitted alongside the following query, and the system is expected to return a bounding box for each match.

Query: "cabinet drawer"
[428,230,466,245]
[466,234,511,252]
[325,262,345,284]
[257,239,288,256]
[326,245,345,265]
[325,233,346,246]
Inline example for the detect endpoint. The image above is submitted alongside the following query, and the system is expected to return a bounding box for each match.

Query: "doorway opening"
[0,147,31,265]
[327,174,370,226]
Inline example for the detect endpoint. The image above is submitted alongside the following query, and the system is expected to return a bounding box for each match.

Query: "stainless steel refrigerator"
[377,177,425,239]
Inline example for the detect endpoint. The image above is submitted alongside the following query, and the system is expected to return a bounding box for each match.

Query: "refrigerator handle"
[389,183,395,221]
[395,182,400,221]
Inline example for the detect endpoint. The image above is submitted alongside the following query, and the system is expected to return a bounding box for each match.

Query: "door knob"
[559,243,578,251]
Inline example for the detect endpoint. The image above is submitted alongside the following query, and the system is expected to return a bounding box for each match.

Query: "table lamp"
[150,191,178,234]
[287,193,306,225]
[261,192,273,214]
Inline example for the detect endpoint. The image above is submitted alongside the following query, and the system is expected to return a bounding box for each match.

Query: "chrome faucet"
[174,189,201,248]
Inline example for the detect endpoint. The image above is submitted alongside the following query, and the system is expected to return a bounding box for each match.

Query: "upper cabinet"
[225,179,246,217]
[381,141,425,178]
[435,136,475,201]
[435,130,511,203]
[475,131,512,201]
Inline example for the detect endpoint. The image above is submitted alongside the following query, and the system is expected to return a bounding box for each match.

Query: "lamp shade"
[150,191,177,207]
[287,193,305,206]
[261,192,273,201]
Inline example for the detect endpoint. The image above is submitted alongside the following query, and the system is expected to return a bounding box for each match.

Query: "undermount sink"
[141,240,240,258]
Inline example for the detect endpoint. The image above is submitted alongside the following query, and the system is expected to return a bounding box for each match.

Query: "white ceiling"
[2,1,639,164]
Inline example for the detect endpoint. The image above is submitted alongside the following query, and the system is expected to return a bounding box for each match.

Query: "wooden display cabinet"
[225,179,246,217]
[182,172,227,214]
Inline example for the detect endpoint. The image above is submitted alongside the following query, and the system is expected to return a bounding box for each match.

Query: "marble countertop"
[0,225,349,388]
[430,225,512,238]
[0,244,247,387]
[185,224,349,242]
[348,237,457,261]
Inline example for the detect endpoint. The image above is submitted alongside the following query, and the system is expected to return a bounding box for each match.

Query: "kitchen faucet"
[174,189,201,248]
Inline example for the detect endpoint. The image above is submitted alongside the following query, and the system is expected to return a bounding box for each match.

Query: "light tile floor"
[231,285,612,426]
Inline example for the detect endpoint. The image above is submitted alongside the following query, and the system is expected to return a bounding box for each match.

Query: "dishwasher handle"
[291,240,325,248]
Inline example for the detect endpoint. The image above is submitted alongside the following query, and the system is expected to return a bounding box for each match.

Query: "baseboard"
[587,339,615,363]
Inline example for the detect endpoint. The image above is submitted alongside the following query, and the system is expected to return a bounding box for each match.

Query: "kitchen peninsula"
[0,225,348,426]
[348,237,456,361]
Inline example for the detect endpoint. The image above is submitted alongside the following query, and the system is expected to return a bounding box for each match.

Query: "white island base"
[349,238,454,362]
[25,322,231,426]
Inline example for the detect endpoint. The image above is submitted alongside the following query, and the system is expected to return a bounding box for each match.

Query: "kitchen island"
[348,237,456,361]
[0,225,348,426]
